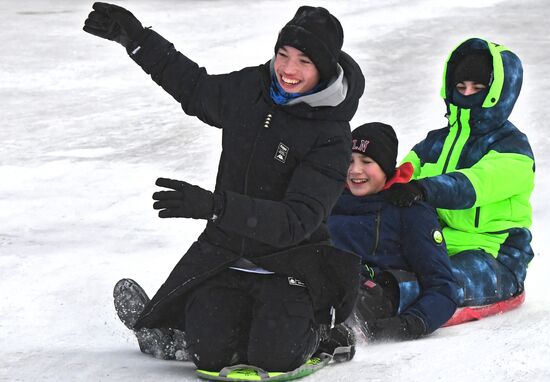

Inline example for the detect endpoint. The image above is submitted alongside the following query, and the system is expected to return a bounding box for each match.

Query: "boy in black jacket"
[84,3,364,372]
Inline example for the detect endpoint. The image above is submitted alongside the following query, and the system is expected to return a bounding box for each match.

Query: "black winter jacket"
[129,31,365,330]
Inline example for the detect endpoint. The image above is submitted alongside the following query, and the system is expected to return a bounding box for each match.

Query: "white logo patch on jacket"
[274,142,289,163]
[288,276,306,288]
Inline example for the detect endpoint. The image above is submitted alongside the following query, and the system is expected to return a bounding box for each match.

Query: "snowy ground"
[1,0,549,381]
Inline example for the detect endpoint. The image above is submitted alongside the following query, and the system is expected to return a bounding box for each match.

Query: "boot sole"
[113,278,150,330]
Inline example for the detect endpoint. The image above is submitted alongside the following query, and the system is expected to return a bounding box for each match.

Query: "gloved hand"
[383,181,425,207]
[83,2,145,48]
[152,177,223,220]
[316,323,356,362]
[367,314,425,341]
[355,277,397,322]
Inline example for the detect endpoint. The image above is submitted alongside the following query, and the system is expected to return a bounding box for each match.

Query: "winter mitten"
[316,323,356,362]
[153,177,223,220]
[356,278,397,320]
[367,314,425,341]
[83,2,146,48]
[383,181,425,207]
[347,277,397,340]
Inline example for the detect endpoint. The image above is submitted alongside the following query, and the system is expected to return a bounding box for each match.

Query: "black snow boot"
[113,278,190,361]
[315,323,356,362]
[346,275,399,341]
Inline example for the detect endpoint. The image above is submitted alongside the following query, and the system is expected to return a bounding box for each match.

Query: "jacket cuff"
[210,192,225,222]
[417,173,476,209]
[402,313,427,338]
[126,29,175,74]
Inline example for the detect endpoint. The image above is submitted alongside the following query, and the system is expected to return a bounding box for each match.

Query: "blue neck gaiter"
[269,75,325,105]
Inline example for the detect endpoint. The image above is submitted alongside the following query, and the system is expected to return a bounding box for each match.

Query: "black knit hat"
[453,52,493,86]
[351,122,398,179]
[274,6,343,81]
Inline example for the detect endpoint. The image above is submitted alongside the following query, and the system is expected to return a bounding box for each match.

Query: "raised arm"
[83,2,239,128]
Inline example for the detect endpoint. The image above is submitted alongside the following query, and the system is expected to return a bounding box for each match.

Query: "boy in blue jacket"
[328,122,459,340]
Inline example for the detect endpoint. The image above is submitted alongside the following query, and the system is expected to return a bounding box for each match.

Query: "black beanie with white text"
[351,122,398,180]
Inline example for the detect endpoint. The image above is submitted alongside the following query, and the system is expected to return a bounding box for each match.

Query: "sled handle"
[219,364,270,378]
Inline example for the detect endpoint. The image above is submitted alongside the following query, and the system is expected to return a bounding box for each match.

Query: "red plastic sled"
[443,291,526,327]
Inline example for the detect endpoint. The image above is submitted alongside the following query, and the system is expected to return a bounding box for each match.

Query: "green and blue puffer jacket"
[402,38,535,284]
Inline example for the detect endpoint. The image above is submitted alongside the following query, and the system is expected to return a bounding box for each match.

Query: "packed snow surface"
[1,0,549,381]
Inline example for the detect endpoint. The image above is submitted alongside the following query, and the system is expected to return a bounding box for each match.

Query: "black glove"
[316,323,356,362]
[152,177,223,220]
[355,277,397,322]
[367,314,425,341]
[83,2,145,48]
[383,181,425,207]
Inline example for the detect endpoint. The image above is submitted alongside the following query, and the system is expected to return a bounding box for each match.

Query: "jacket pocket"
[475,199,513,231]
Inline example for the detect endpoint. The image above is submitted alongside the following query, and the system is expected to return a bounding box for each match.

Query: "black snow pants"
[184,268,320,372]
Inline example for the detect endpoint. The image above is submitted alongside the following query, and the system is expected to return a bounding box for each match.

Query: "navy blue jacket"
[328,191,459,334]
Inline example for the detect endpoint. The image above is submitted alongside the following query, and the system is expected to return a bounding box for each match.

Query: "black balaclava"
[452,51,493,107]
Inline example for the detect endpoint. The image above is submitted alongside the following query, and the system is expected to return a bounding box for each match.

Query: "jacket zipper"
[240,111,274,255]
[441,108,462,174]
[372,210,381,255]
[444,109,479,229]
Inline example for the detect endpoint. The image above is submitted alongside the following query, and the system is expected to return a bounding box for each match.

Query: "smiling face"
[456,80,487,96]
[273,45,321,94]
[347,153,387,197]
